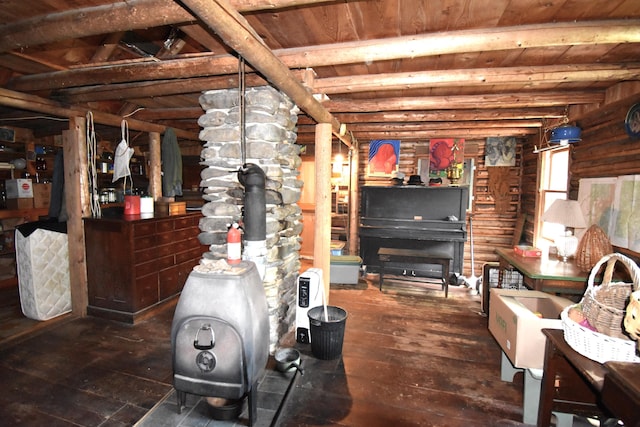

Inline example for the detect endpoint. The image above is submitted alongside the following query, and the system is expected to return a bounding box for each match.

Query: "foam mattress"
[15,226,71,321]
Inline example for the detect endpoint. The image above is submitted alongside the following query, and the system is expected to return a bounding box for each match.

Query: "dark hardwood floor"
[0,273,525,427]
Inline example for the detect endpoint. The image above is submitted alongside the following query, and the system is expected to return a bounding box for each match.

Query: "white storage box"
[15,222,71,321]
[330,255,361,284]
[6,179,33,198]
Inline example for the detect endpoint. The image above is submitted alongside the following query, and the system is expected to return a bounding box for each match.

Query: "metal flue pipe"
[238,163,266,242]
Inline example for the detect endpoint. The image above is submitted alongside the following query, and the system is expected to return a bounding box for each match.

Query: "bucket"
[308,306,347,360]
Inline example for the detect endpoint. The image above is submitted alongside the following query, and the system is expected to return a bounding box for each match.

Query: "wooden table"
[601,361,640,427]
[538,329,640,427]
[486,248,589,314]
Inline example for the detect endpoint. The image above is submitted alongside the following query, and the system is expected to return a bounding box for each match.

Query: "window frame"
[534,146,570,249]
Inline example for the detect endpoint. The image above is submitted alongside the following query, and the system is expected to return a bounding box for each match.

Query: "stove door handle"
[193,324,215,350]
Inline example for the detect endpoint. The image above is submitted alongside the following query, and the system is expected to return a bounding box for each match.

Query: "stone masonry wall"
[197,86,303,352]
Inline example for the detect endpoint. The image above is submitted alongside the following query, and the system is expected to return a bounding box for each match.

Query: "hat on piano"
[407,175,423,185]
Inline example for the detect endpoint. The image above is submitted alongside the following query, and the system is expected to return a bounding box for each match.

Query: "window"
[535,147,570,248]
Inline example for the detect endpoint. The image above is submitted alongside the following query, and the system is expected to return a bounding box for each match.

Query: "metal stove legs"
[174,386,258,425]
[176,389,187,414]
[248,380,258,427]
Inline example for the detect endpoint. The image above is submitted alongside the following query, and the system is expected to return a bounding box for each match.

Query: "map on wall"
[611,175,640,251]
[578,176,640,251]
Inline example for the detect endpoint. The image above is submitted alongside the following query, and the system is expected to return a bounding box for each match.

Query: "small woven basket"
[575,225,613,273]
[561,253,640,363]
[582,253,639,339]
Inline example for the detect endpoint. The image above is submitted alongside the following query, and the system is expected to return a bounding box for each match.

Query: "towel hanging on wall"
[161,127,183,197]
[113,120,134,189]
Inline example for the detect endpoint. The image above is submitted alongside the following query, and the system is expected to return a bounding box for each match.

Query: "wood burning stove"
[171,260,269,425]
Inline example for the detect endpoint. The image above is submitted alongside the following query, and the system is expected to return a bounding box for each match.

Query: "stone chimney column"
[197,86,303,352]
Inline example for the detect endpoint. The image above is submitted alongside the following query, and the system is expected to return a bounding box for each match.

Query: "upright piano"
[359,185,468,280]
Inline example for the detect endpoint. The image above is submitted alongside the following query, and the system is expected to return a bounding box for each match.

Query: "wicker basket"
[582,253,639,338]
[575,225,613,273]
[561,253,640,363]
[561,306,640,363]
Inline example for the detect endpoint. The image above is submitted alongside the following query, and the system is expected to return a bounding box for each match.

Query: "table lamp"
[542,199,587,262]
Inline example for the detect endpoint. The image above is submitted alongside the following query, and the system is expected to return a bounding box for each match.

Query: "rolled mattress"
[15,227,71,321]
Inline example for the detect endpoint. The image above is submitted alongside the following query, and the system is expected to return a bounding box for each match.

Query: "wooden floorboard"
[0,273,527,427]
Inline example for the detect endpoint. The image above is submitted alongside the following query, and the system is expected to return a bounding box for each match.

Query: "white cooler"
[15,222,71,321]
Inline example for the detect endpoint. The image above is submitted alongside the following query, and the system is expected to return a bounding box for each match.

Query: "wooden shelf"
[0,208,49,220]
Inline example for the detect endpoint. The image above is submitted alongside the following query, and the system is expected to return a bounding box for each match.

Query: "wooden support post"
[148,131,162,200]
[314,123,332,301]
[348,145,359,256]
[63,116,89,316]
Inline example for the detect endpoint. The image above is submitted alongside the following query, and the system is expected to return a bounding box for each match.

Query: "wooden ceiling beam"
[129,107,204,120]
[55,70,306,103]
[312,64,640,94]
[9,20,640,92]
[299,108,567,124]
[296,120,543,133]
[128,106,566,123]
[280,20,640,68]
[0,0,338,53]
[295,128,539,141]
[323,91,604,112]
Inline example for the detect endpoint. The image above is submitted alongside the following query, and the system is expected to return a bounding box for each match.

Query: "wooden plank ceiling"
[0,0,639,148]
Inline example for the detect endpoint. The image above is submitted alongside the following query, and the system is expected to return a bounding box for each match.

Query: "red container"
[514,245,542,257]
[124,195,141,215]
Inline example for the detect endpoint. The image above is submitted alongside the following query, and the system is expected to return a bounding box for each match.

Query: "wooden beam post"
[348,142,359,257]
[313,123,332,301]
[148,131,162,200]
[63,116,89,316]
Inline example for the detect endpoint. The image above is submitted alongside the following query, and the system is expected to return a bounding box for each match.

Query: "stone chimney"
[197,85,303,352]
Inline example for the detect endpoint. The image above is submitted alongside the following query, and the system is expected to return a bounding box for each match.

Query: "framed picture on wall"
[485,136,516,167]
[368,140,400,176]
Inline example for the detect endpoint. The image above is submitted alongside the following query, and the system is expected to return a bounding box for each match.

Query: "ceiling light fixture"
[533,108,581,153]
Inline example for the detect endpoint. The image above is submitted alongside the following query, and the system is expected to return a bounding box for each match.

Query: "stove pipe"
[238,163,266,242]
[238,163,267,279]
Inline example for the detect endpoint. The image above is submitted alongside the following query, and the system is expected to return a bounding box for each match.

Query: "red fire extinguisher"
[227,222,241,264]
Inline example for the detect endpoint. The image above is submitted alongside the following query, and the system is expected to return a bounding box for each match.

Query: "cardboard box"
[488,288,574,369]
[33,183,52,209]
[514,245,542,257]
[7,198,33,210]
[154,201,186,216]
[6,179,33,198]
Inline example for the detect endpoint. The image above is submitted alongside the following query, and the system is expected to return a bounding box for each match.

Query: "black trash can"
[308,306,347,360]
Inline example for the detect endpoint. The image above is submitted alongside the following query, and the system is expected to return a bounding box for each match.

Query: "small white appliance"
[296,268,324,343]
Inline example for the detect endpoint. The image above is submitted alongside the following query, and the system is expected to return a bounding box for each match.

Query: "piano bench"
[377,247,452,297]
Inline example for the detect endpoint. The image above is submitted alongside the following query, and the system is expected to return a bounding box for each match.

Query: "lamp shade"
[542,199,587,229]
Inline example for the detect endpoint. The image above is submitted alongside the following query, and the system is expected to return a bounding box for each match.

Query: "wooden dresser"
[84,211,204,323]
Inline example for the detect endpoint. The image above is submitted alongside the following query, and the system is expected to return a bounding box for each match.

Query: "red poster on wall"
[429,138,464,171]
